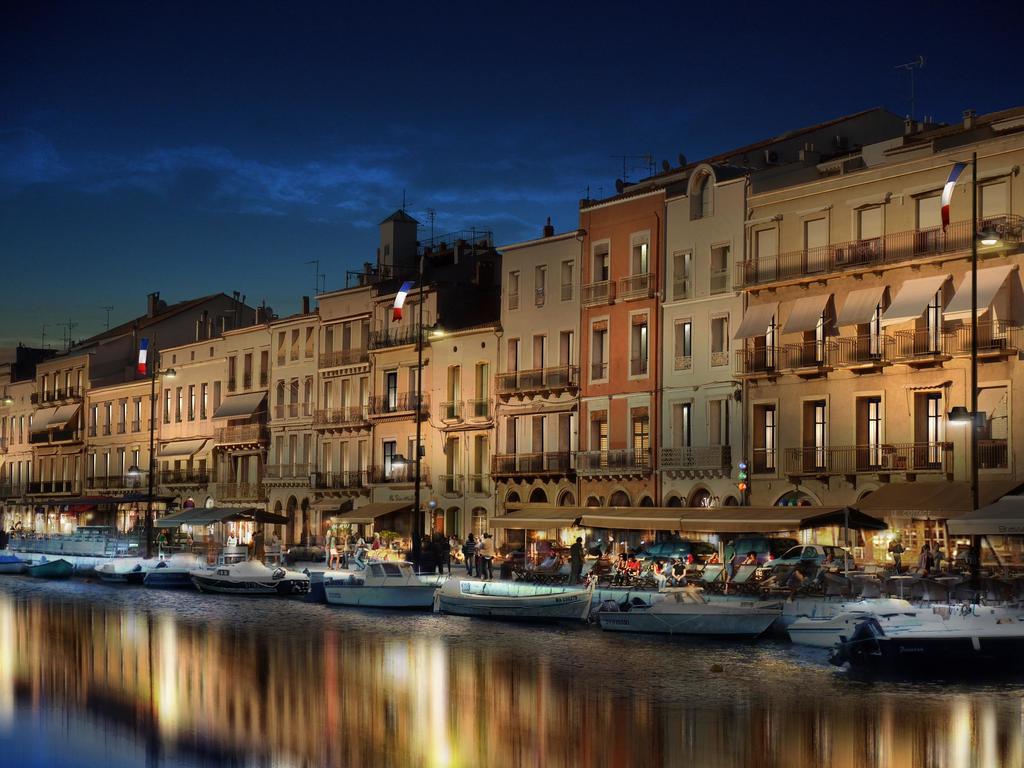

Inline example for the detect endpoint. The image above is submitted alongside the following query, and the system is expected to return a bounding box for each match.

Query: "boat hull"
[190,574,310,596]
[0,558,27,575]
[436,581,592,621]
[143,569,195,589]
[598,608,778,637]
[324,584,437,609]
[27,559,74,580]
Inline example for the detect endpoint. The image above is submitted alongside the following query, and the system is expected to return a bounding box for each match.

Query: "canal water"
[0,579,1022,768]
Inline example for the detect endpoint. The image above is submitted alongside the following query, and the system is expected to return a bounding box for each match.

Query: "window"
[134,398,142,430]
[591,326,608,381]
[630,319,648,376]
[916,195,941,231]
[675,403,692,447]
[925,393,943,465]
[755,228,777,265]
[290,330,300,361]
[227,357,237,391]
[593,243,609,282]
[856,397,883,468]
[810,401,827,469]
[531,415,545,454]
[632,414,650,464]
[119,400,127,432]
[277,331,287,365]
[535,266,546,307]
[977,385,1009,469]
[672,252,692,300]
[561,260,574,301]
[754,404,776,472]
[631,237,649,274]
[508,271,520,310]
[175,387,183,422]
[260,350,269,386]
[858,206,883,242]
[926,288,943,353]
[590,415,609,453]
[383,440,397,479]
[711,317,729,366]
[446,366,461,419]
[200,384,208,419]
[980,181,1008,218]
[213,381,222,412]
[533,334,546,369]
[674,321,692,371]
[244,353,253,388]
[868,301,884,356]
[188,385,196,420]
[710,245,730,294]
[163,389,171,424]
[507,338,519,373]
[559,331,574,366]
[385,371,398,411]
[691,173,712,219]
[305,327,314,358]
[709,399,730,447]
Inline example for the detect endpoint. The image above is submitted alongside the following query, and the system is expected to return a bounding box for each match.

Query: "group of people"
[458,533,496,579]
[888,538,949,576]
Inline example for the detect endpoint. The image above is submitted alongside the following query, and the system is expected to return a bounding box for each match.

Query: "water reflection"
[0,582,1022,767]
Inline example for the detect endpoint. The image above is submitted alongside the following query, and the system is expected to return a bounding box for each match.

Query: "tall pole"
[969,151,981,589]
[411,256,425,568]
[145,350,157,559]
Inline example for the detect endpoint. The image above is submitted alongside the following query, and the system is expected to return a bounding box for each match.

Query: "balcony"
[978,439,1009,470]
[659,446,732,475]
[369,326,428,350]
[491,452,572,478]
[227,377,237,392]
[273,403,312,419]
[629,357,648,377]
[212,482,266,501]
[465,399,491,420]
[88,424,97,437]
[780,341,832,376]
[26,480,79,495]
[264,464,313,484]
[101,424,111,436]
[945,321,1023,360]
[440,400,462,422]
[214,424,269,446]
[86,475,135,490]
[368,392,428,417]
[159,469,210,485]
[783,442,953,477]
[312,470,367,491]
[892,328,952,366]
[319,349,369,368]
[259,372,269,388]
[0,484,25,499]
[576,449,649,476]
[116,422,126,434]
[590,362,608,381]
[313,406,370,430]
[495,366,579,398]
[243,374,253,389]
[467,474,490,496]
[367,464,430,485]
[581,280,615,307]
[736,347,783,378]
[737,215,1024,288]
[710,269,730,295]
[0,438,7,454]
[832,335,893,371]
[131,420,142,432]
[29,427,79,444]
[618,273,654,301]
[438,474,464,497]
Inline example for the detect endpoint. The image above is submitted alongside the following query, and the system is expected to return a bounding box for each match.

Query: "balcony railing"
[319,349,369,368]
[274,403,312,419]
[264,463,314,481]
[581,280,615,307]
[561,282,573,301]
[945,321,1023,357]
[368,392,428,416]
[491,452,572,477]
[781,341,831,371]
[736,347,783,376]
[892,328,951,362]
[259,372,269,388]
[26,480,79,495]
[535,287,545,306]
[783,442,953,476]
[495,366,579,397]
[0,484,25,499]
[618,273,654,301]
[752,448,777,474]
[212,482,265,501]
[312,470,367,490]
[737,215,1024,287]
[832,335,893,368]
[0,438,7,453]
[367,464,430,485]
[466,398,491,419]
[630,357,648,376]
[438,474,464,497]
[440,400,462,421]
[978,439,1009,470]
[674,355,692,372]
[369,326,428,350]
[29,427,79,444]
[214,424,269,445]
[659,446,732,472]
[710,269,730,294]
[590,362,608,381]
[116,422,126,434]
[710,350,730,368]
[131,420,142,432]
[159,469,211,485]
[86,475,135,490]
[575,449,650,476]
[508,292,520,311]
[314,406,370,428]
[101,424,111,436]
[227,377,237,392]
[243,374,253,389]
[467,474,490,495]
[88,424,97,437]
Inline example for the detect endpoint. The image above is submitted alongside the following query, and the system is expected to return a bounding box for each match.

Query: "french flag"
[137,338,149,375]
[941,162,967,232]
[393,281,414,321]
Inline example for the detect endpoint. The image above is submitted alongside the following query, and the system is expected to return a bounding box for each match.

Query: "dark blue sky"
[1,0,1018,345]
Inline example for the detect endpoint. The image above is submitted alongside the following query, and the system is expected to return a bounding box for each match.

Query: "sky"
[1,0,1020,346]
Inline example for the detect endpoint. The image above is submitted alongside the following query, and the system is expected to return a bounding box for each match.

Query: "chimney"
[904,117,918,135]
[302,296,310,315]
[963,109,977,129]
[543,217,555,238]
[147,291,160,318]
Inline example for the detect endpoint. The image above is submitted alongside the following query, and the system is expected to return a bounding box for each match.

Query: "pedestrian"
[918,543,933,576]
[253,526,266,562]
[569,536,584,584]
[462,534,476,576]
[477,533,495,580]
[888,538,905,574]
[933,544,946,573]
[438,534,452,574]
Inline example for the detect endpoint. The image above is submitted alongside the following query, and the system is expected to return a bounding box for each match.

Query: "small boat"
[144,553,202,589]
[27,557,75,580]
[434,578,594,621]
[788,599,924,648]
[831,614,1024,672]
[597,587,780,638]
[96,558,148,585]
[0,553,28,575]
[324,560,445,609]
[190,560,310,596]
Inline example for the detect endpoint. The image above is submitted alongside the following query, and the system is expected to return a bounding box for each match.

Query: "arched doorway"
[529,487,548,504]
[273,500,284,543]
[557,490,576,507]
[689,488,712,508]
[665,495,682,507]
[504,490,520,514]
[775,490,817,507]
[722,496,739,506]
[300,497,311,545]
[609,490,630,507]
[445,506,461,536]
[286,495,298,546]
[585,496,601,508]
[638,496,654,507]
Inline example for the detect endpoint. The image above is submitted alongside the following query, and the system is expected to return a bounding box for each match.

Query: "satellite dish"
[678,153,687,167]
[661,159,671,172]
[614,179,624,194]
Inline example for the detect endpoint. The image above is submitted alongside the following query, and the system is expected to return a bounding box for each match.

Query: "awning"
[158,439,208,458]
[856,480,1024,519]
[334,502,413,525]
[880,275,949,327]
[677,506,827,533]
[580,507,682,531]
[783,294,832,334]
[489,506,582,530]
[733,302,779,339]
[49,404,81,430]
[944,265,1017,321]
[837,286,886,326]
[312,498,355,513]
[31,407,58,433]
[799,507,888,531]
[213,392,267,419]
[947,496,1024,536]
[156,506,288,528]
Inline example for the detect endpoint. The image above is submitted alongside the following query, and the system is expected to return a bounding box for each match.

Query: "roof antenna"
[305,260,322,297]
[894,56,925,120]
[101,306,113,330]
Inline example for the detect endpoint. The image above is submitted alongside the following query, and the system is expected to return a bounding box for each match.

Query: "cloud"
[0,128,66,188]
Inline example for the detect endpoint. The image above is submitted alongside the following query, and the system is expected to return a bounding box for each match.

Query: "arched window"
[689,488,711,508]
[690,172,713,220]
[609,490,631,507]
[665,495,682,507]
[638,496,654,507]
[529,487,548,504]
[557,489,576,507]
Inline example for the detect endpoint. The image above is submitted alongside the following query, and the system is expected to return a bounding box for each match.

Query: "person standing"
[438,534,452,575]
[462,534,476,576]
[888,538,905,574]
[477,533,495,580]
[253,526,266,563]
[569,536,584,584]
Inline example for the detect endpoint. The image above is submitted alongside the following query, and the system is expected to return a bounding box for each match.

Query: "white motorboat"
[143,553,203,588]
[434,578,594,621]
[324,560,445,609]
[190,560,310,596]
[597,587,781,638]
[96,557,149,584]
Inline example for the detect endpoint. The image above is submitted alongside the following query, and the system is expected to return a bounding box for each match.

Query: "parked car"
[725,536,799,568]
[760,544,853,572]
[639,540,717,563]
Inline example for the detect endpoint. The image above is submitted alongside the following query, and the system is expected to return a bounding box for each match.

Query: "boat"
[434,578,594,621]
[830,614,1024,672]
[0,553,28,575]
[27,557,75,580]
[324,560,446,609]
[96,558,148,584]
[190,560,310,596]
[597,587,781,638]
[143,553,203,589]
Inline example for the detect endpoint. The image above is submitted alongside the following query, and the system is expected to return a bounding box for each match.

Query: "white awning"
[49,404,81,430]
[783,294,832,334]
[733,302,779,340]
[837,286,887,327]
[213,392,267,419]
[158,439,208,458]
[947,496,1024,536]
[880,275,949,327]
[944,265,1017,321]
[31,407,58,433]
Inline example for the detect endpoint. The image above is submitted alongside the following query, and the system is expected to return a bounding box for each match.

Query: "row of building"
[2,105,1024,561]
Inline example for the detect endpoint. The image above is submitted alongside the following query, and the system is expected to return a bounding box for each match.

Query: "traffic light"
[737,460,749,495]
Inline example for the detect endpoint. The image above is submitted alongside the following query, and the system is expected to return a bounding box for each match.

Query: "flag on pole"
[941,162,967,232]
[393,281,414,321]
[137,338,149,375]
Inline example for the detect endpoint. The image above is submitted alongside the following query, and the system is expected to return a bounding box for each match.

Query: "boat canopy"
[947,495,1024,536]
[156,507,288,528]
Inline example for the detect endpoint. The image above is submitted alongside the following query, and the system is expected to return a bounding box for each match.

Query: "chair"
[700,564,726,589]
[725,564,759,593]
[853,577,882,599]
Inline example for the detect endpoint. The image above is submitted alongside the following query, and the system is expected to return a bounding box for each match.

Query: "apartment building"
[83,377,150,499]
[30,352,90,504]
[494,223,581,513]
[578,192,663,507]
[737,107,1024,560]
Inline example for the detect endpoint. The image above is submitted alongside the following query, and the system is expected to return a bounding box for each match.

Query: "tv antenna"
[304,260,323,297]
[895,56,925,120]
[609,154,655,183]
[426,208,436,242]
[101,306,113,330]
[58,320,77,351]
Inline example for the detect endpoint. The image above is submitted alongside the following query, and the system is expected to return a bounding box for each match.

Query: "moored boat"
[597,587,781,638]
[324,560,445,609]
[143,553,203,589]
[0,553,28,575]
[434,578,594,621]
[190,560,310,596]
[27,557,75,580]
[96,558,148,584]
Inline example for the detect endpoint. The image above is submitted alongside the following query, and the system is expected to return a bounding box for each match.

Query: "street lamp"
[140,353,175,559]
[0,391,13,406]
